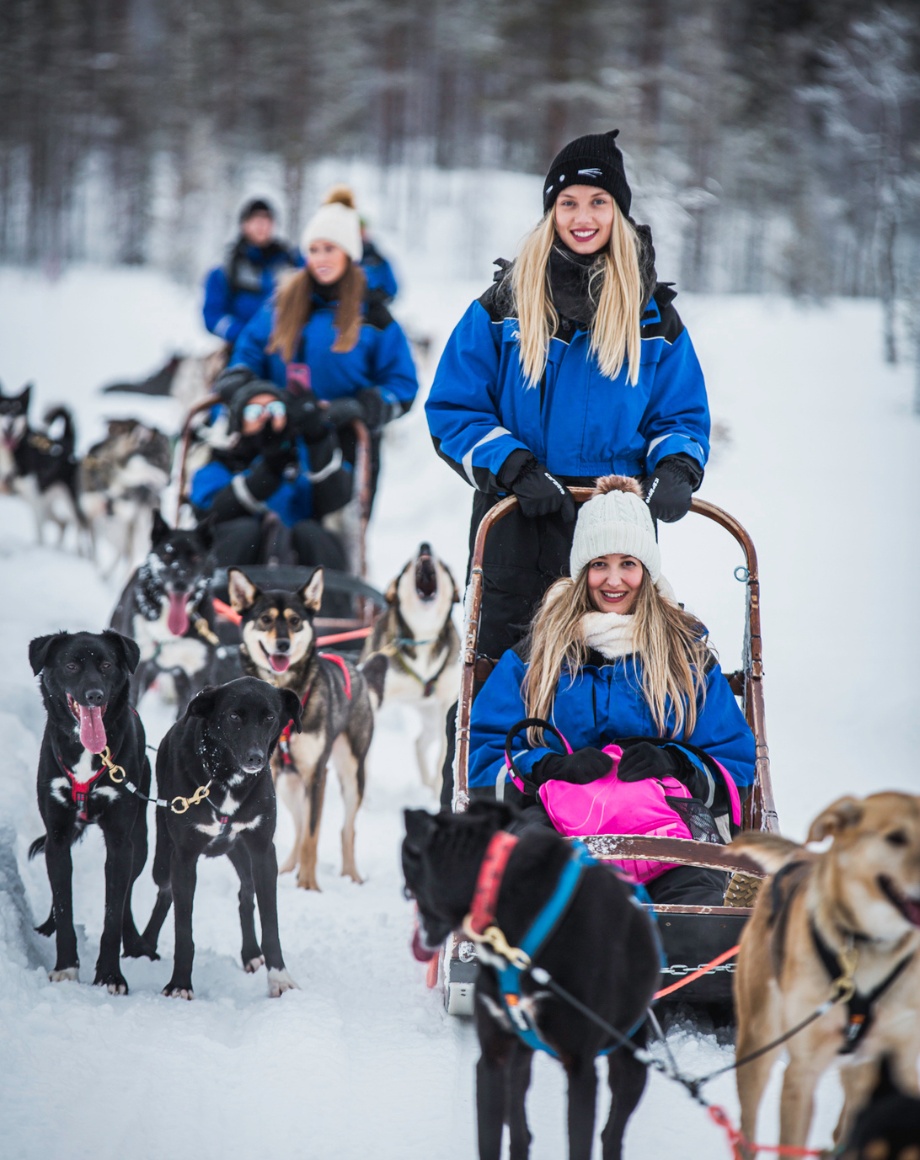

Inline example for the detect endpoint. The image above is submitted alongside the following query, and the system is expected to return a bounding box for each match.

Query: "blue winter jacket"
[202,240,300,344]
[189,437,343,528]
[426,281,710,491]
[468,646,755,793]
[230,294,418,413]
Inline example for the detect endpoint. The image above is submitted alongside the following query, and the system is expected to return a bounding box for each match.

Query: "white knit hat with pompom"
[300,185,363,263]
[569,475,661,582]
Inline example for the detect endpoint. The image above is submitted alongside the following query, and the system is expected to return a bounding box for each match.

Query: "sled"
[441,490,777,1017]
[172,394,383,644]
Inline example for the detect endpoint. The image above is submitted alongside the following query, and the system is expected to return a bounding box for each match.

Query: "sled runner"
[173,394,382,642]
[443,490,777,1015]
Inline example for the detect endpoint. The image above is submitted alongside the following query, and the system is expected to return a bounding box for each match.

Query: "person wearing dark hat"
[189,378,351,575]
[426,128,711,662]
[202,198,301,346]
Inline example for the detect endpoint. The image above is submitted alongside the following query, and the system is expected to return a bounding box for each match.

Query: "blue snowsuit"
[469,646,755,793]
[202,240,300,344]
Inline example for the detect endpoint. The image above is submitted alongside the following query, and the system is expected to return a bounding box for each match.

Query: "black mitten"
[286,395,329,444]
[530,747,613,787]
[356,387,399,432]
[643,454,703,523]
[259,427,298,474]
[323,396,365,427]
[618,741,716,803]
[499,454,575,522]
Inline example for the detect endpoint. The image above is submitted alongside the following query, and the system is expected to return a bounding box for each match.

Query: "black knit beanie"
[542,130,631,217]
[228,380,284,430]
[239,197,275,223]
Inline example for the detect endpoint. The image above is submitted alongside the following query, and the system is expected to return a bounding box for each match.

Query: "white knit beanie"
[569,475,661,582]
[300,187,363,263]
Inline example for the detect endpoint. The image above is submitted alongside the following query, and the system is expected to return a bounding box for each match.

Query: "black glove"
[355,387,400,432]
[323,396,366,427]
[530,747,613,787]
[214,366,256,406]
[617,742,687,783]
[258,425,298,474]
[286,395,329,444]
[642,454,703,523]
[499,454,575,522]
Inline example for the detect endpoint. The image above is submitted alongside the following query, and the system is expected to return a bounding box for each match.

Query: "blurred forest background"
[1,0,918,355]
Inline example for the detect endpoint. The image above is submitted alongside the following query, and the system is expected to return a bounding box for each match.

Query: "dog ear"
[299,567,324,612]
[403,808,439,851]
[807,796,864,844]
[384,576,399,606]
[185,685,218,720]
[443,562,460,604]
[19,383,32,409]
[150,509,170,545]
[467,799,518,829]
[28,632,66,675]
[102,630,141,674]
[228,568,259,613]
[279,688,303,734]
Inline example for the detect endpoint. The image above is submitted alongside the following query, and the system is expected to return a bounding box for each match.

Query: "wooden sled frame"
[172,394,379,634]
[442,491,777,1014]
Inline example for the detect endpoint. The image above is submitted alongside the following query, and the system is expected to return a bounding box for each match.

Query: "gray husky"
[228,566,386,891]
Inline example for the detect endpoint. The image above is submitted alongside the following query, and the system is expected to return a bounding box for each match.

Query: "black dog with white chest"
[142,677,302,998]
[403,803,661,1160]
[28,629,154,993]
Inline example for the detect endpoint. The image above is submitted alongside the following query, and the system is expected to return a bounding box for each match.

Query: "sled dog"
[403,802,660,1160]
[732,793,920,1157]
[142,677,303,998]
[79,417,173,578]
[109,510,236,717]
[228,566,387,891]
[0,384,87,551]
[361,542,459,790]
[28,630,155,993]
[839,1054,920,1159]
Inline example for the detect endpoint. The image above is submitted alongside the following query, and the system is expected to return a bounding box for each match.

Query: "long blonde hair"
[523,567,710,745]
[510,204,643,388]
[267,262,366,363]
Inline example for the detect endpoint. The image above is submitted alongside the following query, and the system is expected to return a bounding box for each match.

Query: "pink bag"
[504,718,741,885]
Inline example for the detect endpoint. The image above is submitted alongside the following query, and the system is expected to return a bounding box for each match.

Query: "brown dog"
[731,793,920,1157]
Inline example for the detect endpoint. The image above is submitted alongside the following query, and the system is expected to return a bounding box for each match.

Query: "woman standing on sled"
[468,476,755,905]
[426,129,710,660]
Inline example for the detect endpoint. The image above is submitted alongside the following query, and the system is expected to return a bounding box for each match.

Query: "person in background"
[190,379,351,575]
[425,129,711,663]
[202,198,300,346]
[221,187,417,508]
[468,475,754,905]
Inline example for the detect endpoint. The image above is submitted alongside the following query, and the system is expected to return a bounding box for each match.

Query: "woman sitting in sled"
[467,475,756,905]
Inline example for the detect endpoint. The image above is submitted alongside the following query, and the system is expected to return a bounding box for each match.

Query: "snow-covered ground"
[0,257,917,1158]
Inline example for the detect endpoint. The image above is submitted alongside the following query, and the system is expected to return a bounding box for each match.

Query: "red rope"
[707,1106,825,1158]
[653,944,740,1000]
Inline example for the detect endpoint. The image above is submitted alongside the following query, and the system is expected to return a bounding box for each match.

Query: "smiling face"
[553,185,616,255]
[585,553,644,614]
[307,240,349,285]
[241,210,275,248]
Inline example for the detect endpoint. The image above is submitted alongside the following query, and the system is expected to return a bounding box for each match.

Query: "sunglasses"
[242,399,286,423]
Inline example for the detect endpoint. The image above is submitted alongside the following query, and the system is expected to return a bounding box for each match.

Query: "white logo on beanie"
[577,167,603,178]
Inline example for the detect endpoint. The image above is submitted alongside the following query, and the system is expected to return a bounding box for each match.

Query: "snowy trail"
[1,265,917,1157]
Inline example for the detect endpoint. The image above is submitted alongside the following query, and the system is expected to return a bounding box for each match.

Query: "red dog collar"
[467,831,519,936]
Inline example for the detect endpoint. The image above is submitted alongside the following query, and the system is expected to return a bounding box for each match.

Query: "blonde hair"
[267,263,366,362]
[510,203,643,388]
[523,567,710,746]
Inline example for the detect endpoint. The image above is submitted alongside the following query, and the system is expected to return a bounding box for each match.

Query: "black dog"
[841,1055,920,1159]
[110,511,239,716]
[28,630,154,993]
[402,803,661,1160]
[142,677,302,998]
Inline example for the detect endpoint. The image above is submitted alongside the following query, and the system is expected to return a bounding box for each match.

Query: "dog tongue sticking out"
[269,653,291,674]
[78,704,107,753]
[167,592,190,636]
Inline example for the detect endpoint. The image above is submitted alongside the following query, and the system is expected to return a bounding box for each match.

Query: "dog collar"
[467,831,519,936]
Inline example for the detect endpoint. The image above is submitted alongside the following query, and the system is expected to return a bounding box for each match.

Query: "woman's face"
[240,392,287,437]
[307,240,349,285]
[586,553,644,614]
[553,185,616,255]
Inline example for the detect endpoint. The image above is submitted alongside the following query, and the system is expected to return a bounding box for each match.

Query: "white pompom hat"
[300,185,363,263]
[569,475,661,582]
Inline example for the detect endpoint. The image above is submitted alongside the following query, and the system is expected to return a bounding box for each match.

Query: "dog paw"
[267,968,299,997]
[163,984,194,1000]
[278,858,297,875]
[94,971,129,995]
[49,966,79,983]
[296,874,321,891]
[244,955,265,974]
[342,867,365,885]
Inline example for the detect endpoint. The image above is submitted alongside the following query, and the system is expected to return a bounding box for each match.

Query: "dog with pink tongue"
[28,629,158,993]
